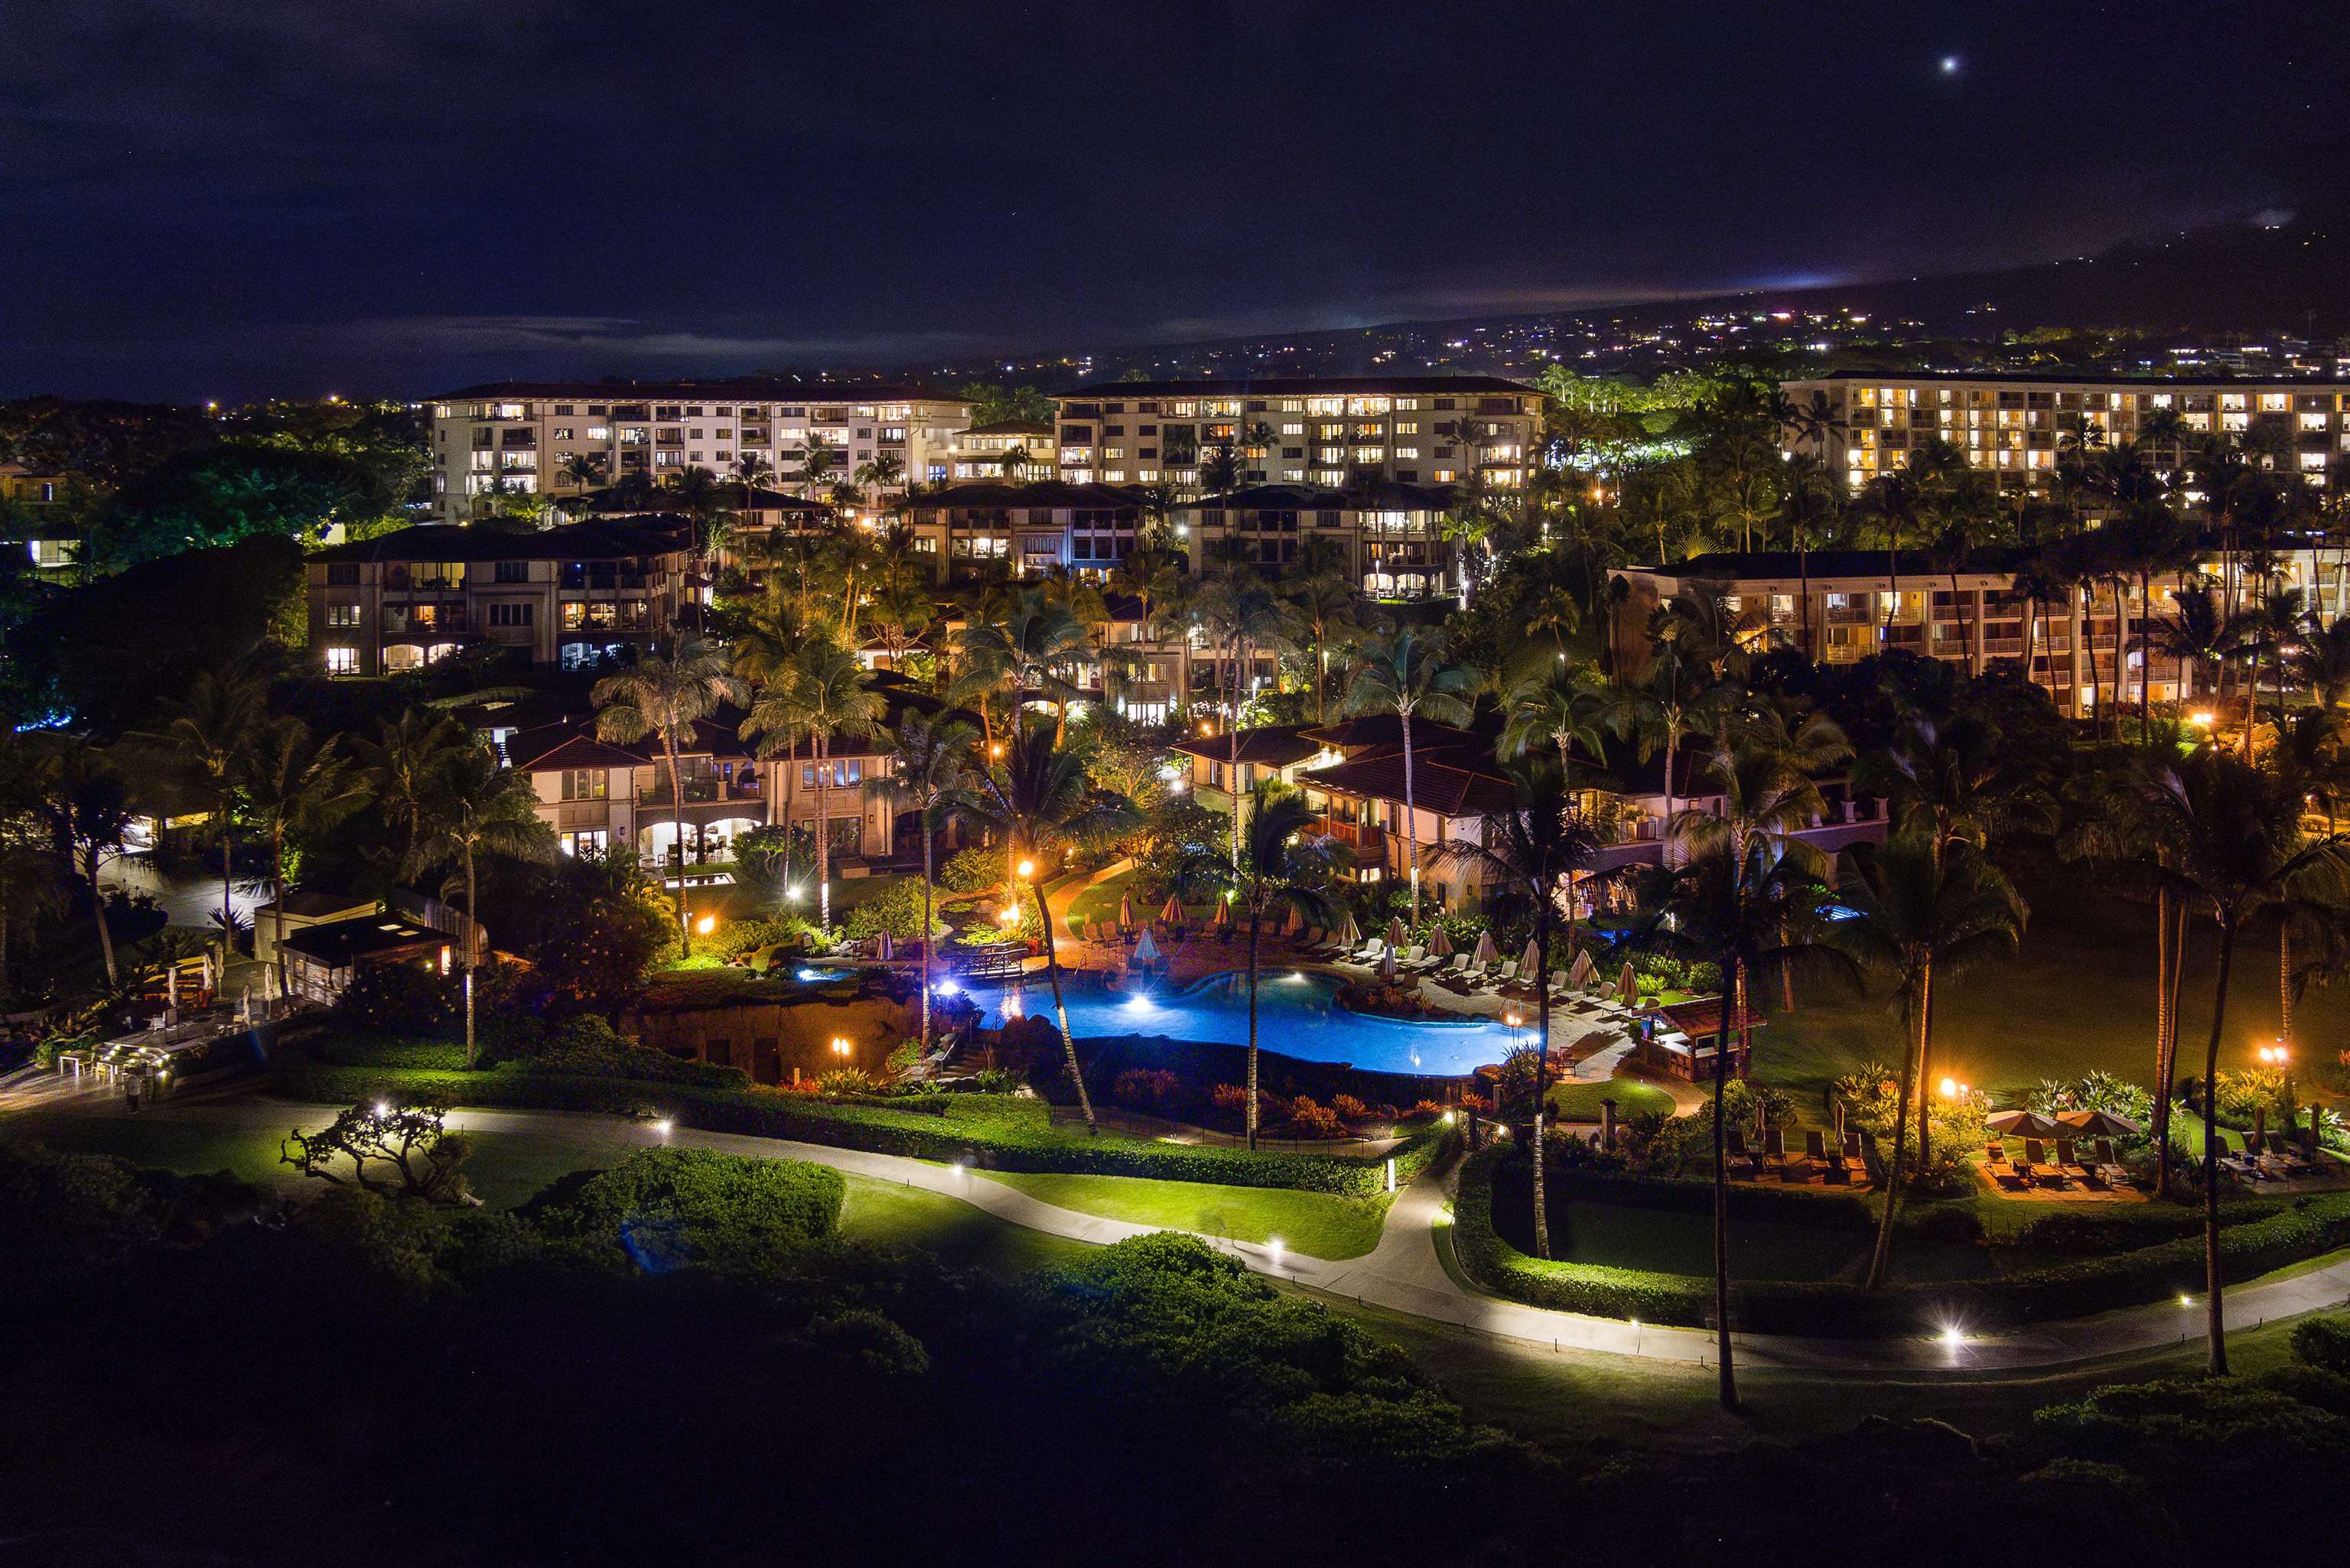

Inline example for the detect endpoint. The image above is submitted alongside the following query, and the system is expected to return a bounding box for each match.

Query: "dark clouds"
[5,0,2345,399]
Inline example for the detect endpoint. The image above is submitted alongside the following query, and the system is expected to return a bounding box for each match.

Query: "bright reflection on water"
[961,970,1525,1075]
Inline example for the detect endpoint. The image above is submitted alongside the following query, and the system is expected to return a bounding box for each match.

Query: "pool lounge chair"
[2023,1139,2068,1188]
[2055,1139,2100,1189]
[1810,1130,1851,1185]
[2088,1137,2133,1189]
[1349,939,1384,964]
[1985,1143,2030,1192]
[1724,1127,1762,1179]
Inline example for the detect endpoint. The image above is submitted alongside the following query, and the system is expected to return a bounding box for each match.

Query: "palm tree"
[1865,713,2051,856]
[558,451,608,503]
[796,437,840,499]
[730,452,776,522]
[1435,755,1597,1257]
[958,587,1095,747]
[357,709,467,877]
[959,723,1142,1134]
[1179,782,1337,1149]
[1834,831,2025,1287]
[743,639,881,933]
[412,739,554,1064]
[1340,623,1473,926]
[41,740,132,991]
[2148,585,2240,719]
[592,636,745,955]
[2239,587,2310,763]
[1644,727,1838,1410]
[129,667,266,960]
[853,449,906,496]
[1198,564,1297,869]
[2286,614,2350,711]
[1499,663,1610,789]
[867,711,977,1057]
[732,590,819,831]
[2137,750,2350,1374]
[239,717,363,999]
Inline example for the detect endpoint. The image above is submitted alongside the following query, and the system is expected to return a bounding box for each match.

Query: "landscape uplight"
[2189,711,2214,727]
[1939,1326,1965,1348]
[830,1036,851,1059]
[653,1119,672,1137]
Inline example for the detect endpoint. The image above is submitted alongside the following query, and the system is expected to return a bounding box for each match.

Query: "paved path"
[14,1085,2348,1378]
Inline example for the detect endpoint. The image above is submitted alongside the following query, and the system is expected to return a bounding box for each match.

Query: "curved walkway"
[24,1088,2350,1377]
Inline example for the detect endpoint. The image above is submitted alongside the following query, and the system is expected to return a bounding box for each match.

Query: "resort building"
[1052,376,1543,494]
[1780,372,2350,496]
[304,519,689,676]
[425,380,973,516]
[893,481,1154,580]
[1183,481,1460,600]
[932,418,1056,483]
[1608,542,2350,719]
[505,708,898,870]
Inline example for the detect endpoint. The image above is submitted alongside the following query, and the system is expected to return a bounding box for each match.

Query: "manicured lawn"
[837,1173,1095,1273]
[1759,873,2350,1104]
[1547,1079,1678,1121]
[1063,867,1146,937]
[974,1169,1391,1259]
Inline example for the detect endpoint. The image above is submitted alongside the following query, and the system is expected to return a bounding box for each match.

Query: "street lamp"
[1017,859,1035,880]
[830,1036,851,1061]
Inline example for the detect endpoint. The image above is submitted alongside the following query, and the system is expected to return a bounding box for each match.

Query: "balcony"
[637,773,762,807]
[1313,815,1386,859]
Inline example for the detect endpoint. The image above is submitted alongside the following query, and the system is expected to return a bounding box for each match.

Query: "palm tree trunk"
[919,813,933,1052]
[86,851,119,991]
[2159,898,2188,1192]
[272,828,290,1002]
[2154,885,2172,1191]
[2202,916,2238,1377]
[1530,910,1551,1260]
[2280,919,2292,1048]
[1033,881,1095,1134]
[815,736,832,934]
[2079,587,2104,730]
[1866,971,1922,1291]
[1915,963,1936,1188]
[1226,640,1243,873]
[2138,570,2154,732]
[220,827,235,960]
[1401,706,1422,926]
[666,735,692,955]
[462,840,478,1068]
[1711,946,1736,1409]
[1798,542,1812,658]
[1246,908,1261,1151]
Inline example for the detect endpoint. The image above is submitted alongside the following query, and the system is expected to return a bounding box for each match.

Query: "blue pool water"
[955,968,1528,1077]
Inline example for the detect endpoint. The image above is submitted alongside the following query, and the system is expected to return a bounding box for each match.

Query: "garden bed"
[273,1029,1455,1199]
[1453,1143,2350,1338]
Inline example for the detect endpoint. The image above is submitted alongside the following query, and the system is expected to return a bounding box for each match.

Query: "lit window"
[324,646,357,675]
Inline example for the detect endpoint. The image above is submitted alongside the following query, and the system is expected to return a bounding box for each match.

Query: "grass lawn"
[1759,870,2350,1104]
[837,1173,1095,1274]
[1548,1080,1678,1121]
[974,1169,1391,1259]
[1063,867,1145,937]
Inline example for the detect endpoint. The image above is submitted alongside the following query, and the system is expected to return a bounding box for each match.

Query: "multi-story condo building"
[1052,376,1542,495]
[893,481,1152,580]
[932,418,1056,483]
[505,710,897,869]
[1184,482,1458,600]
[1609,541,2350,720]
[1782,372,2350,495]
[305,520,688,676]
[425,380,973,516]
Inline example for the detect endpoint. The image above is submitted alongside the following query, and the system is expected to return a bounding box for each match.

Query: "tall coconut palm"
[796,437,840,500]
[731,591,819,834]
[1864,713,2052,857]
[2286,614,2350,711]
[957,587,1095,745]
[239,717,364,999]
[356,709,467,881]
[412,740,555,1065]
[1435,755,1597,1257]
[853,450,905,496]
[744,639,881,933]
[1197,562,1297,869]
[129,666,267,960]
[1500,662,1612,789]
[959,723,1142,1134]
[1340,623,1473,926]
[1642,731,1838,1410]
[41,740,133,991]
[867,711,977,1056]
[1284,562,1360,724]
[1834,831,2025,1287]
[592,636,746,955]
[1178,782,1337,1149]
[2137,749,2350,1374]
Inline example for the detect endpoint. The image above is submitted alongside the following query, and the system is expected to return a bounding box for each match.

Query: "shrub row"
[274,1039,1451,1198]
[1454,1145,2350,1339]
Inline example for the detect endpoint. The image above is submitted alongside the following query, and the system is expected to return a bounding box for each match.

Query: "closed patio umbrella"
[1388,916,1408,949]
[1986,1109,2062,1139]
[1520,937,1541,977]
[2056,1108,2143,1137]
[1131,928,1160,967]
[1118,892,1135,931]
[1427,925,1454,958]
[1472,930,1498,966]
[1619,961,1639,1002]
[1380,946,1399,982]
[876,929,895,961]
[1568,948,1598,986]
[1283,905,1305,938]
[1159,890,1184,926]
[1212,896,1231,929]
[1331,909,1361,947]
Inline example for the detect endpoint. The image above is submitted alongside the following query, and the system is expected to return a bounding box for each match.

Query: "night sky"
[9,1,2345,401]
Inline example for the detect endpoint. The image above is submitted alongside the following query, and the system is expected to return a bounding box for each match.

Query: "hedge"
[273,1037,1453,1199]
[1453,1144,2350,1339]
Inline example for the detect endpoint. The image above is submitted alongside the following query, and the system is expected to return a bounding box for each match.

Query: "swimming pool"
[955,968,1531,1077]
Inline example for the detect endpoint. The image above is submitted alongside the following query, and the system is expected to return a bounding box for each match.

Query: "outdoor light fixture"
[1938,1076,1958,1099]
[695,914,716,935]
[830,1036,851,1059]
[374,1101,390,1117]
[1939,1326,1965,1348]
[1017,859,1035,880]
[786,884,804,903]
[653,1119,672,1137]
[2189,711,2214,727]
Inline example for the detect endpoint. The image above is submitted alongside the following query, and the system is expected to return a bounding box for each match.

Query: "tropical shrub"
[531,1147,842,1271]
[843,877,950,943]
[940,846,1002,895]
[815,1068,881,1097]
[1281,1096,1347,1140]
[1112,1068,1186,1114]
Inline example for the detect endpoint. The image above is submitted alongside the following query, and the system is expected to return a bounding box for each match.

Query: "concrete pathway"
[15,1085,2348,1378]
